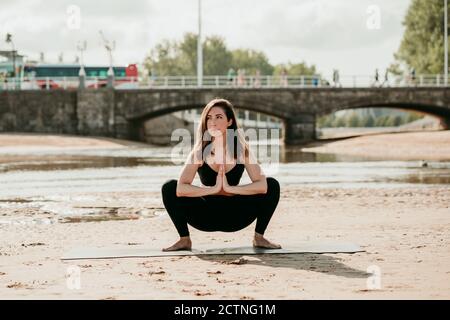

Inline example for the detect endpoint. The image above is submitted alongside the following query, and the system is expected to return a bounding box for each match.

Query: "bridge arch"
[318,101,450,128]
[125,100,289,143]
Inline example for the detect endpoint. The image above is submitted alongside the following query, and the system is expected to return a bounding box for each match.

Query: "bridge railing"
[1,74,449,90]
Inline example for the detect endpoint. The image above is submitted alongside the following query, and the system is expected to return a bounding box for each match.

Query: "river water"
[0,143,449,224]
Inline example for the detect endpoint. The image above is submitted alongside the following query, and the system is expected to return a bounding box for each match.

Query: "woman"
[161,98,281,251]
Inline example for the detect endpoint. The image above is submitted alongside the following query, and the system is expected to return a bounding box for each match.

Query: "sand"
[302,130,450,161]
[0,133,149,150]
[0,187,449,299]
[0,132,449,299]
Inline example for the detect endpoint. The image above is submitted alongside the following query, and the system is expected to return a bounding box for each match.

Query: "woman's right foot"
[253,233,282,249]
[162,237,192,251]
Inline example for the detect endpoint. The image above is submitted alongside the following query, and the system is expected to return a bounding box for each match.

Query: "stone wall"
[0,91,77,133]
[143,113,195,145]
[76,89,115,137]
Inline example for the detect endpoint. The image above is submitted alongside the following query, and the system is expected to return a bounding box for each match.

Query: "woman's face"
[206,106,233,137]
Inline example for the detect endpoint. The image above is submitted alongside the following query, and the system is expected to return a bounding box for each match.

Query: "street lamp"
[5,33,16,80]
[197,0,203,87]
[99,30,116,88]
[77,40,87,89]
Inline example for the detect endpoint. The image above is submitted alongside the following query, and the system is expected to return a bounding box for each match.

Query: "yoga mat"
[62,242,364,260]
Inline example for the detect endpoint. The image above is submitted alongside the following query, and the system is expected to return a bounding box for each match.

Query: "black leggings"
[161,177,280,237]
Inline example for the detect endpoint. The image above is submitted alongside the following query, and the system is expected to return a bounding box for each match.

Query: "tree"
[178,33,233,75]
[203,36,232,75]
[385,115,402,127]
[406,112,424,123]
[143,39,190,76]
[334,117,346,127]
[273,61,317,76]
[362,114,375,127]
[143,33,318,77]
[317,114,336,127]
[144,33,233,76]
[375,116,387,127]
[231,49,274,75]
[346,113,360,127]
[394,0,447,74]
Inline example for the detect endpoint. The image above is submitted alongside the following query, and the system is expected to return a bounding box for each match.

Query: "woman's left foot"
[253,235,282,249]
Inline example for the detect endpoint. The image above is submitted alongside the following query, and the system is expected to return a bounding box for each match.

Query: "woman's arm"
[223,152,268,195]
[176,151,222,197]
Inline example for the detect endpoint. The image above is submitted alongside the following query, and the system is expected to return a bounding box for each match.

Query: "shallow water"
[0,144,449,223]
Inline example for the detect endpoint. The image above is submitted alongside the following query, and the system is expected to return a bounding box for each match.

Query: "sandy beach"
[302,130,450,161]
[0,132,449,299]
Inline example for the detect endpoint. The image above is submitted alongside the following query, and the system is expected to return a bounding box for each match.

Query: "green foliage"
[317,110,425,128]
[143,33,314,76]
[334,117,346,128]
[406,112,424,123]
[273,62,317,76]
[346,113,360,127]
[231,49,274,75]
[394,0,447,74]
[362,114,375,127]
[203,36,233,75]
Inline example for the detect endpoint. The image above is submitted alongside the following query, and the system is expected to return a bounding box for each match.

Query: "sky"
[0,0,411,77]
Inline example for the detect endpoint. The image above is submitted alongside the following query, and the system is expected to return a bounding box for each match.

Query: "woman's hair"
[192,98,250,164]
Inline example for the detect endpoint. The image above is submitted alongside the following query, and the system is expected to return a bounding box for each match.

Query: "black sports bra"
[197,162,245,186]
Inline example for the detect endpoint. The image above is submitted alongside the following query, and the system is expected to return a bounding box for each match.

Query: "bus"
[22,63,138,89]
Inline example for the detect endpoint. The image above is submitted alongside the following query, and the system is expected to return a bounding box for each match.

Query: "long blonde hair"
[192,98,250,164]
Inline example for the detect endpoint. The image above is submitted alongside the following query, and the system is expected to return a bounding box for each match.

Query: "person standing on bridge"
[410,68,416,86]
[372,68,380,87]
[280,68,288,87]
[253,69,261,88]
[0,72,5,91]
[161,98,281,251]
[381,69,389,87]
[332,69,341,87]
[237,69,246,87]
[227,68,236,87]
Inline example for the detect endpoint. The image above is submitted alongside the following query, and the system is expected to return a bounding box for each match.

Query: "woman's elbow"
[260,179,268,194]
[176,185,184,197]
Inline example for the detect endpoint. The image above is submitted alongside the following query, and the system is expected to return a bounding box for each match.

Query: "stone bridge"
[0,87,449,145]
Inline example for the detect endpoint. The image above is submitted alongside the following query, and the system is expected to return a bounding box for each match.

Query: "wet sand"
[0,132,449,299]
[302,130,450,161]
[0,133,149,150]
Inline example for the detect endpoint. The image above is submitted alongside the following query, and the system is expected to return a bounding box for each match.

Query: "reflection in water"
[386,174,450,185]
[0,156,170,172]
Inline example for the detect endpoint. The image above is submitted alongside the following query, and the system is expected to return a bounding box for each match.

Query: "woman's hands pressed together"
[213,165,235,196]
[221,165,233,193]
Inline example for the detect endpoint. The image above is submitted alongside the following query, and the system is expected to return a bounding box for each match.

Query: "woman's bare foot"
[253,233,282,249]
[162,236,192,251]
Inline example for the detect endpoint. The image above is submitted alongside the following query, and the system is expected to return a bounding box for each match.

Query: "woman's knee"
[161,179,177,199]
[266,177,280,196]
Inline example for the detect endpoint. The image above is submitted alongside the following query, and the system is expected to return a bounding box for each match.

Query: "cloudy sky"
[0,0,411,77]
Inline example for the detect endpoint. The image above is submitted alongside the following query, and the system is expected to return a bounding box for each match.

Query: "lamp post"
[197,0,203,87]
[99,30,115,88]
[77,40,87,89]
